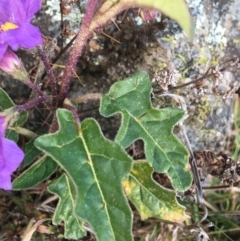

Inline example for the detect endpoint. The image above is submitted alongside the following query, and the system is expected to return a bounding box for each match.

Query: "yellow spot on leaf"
[122,179,136,195]
[0,22,18,31]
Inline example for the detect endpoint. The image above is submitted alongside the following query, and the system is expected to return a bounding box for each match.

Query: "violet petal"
[7,23,42,50]
[0,172,12,190]
[0,43,8,61]
[0,0,42,60]
[0,0,25,23]
[0,116,24,190]
[22,0,42,19]
[2,138,24,173]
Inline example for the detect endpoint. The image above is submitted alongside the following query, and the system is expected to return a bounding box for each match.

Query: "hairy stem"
[37,47,57,106]
[25,79,45,99]
[63,98,81,125]
[15,127,38,139]
[58,0,98,105]
[15,96,45,113]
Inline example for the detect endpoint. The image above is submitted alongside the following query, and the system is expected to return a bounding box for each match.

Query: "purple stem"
[59,0,161,105]
[37,47,57,105]
[25,79,45,99]
[58,0,98,105]
[15,96,45,113]
[63,103,81,125]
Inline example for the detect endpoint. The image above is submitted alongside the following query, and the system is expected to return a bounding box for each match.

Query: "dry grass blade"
[21,218,51,241]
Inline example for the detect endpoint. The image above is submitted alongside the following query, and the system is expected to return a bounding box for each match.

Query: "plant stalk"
[37,47,57,105]
[58,0,98,105]
[25,79,45,99]
[15,96,45,113]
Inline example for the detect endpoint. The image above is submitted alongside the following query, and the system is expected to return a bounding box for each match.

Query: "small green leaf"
[0,88,28,142]
[91,0,193,41]
[5,111,28,142]
[48,174,86,240]
[23,139,42,167]
[13,155,57,190]
[0,88,15,109]
[5,129,19,142]
[100,72,192,191]
[123,161,185,222]
[12,111,28,128]
[34,109,133,241]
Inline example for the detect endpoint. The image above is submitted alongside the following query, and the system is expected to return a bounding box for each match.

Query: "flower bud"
[0,49,28,81]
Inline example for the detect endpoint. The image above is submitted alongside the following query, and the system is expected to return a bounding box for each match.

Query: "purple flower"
[0,48,28,81]
[0,0,43,60]
[0,116,24,190]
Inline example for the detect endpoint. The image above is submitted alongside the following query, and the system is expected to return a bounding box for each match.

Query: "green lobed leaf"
[123,160,185,222]
[0,87,28,142]
[48,174,86,240]
[34,109,133,241]
[12,155,57,190]
[91,0,193,41]
[100,72,192,191]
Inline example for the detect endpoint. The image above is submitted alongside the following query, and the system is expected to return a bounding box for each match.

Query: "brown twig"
[154,57,239,94]
[72,93,101,104]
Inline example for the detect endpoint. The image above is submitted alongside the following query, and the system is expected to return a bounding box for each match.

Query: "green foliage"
[123,161,185,222]
[34,109,133,241]
[0,88,15,109]
[5,0,238,239]
[0,87,27,142]
[9,71,193,239]
[22,139,42,167]
[48,174,86,240]
[100,72,192,191]
[12,156,57,190]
